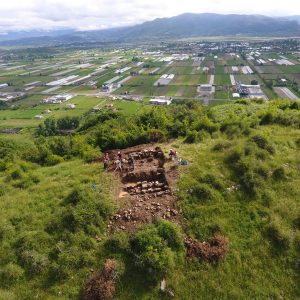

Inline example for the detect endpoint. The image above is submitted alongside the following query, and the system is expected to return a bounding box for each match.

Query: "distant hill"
[1,13,299,46]
[281,15,300,24]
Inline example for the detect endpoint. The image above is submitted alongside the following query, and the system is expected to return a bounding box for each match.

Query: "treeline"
[33,99,300,159]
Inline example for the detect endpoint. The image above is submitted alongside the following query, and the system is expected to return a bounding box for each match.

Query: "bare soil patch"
[107,145,180,232]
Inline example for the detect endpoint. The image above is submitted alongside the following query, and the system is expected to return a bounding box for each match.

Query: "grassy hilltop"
[0,99,299,299]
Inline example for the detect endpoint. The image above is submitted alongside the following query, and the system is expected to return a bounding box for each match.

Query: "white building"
[42,94,73,104]
[65,103,76,109]
[149,98,172,106]
[0,83,8,89]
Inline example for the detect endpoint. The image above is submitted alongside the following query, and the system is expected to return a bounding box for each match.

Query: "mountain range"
[1,13,299,46]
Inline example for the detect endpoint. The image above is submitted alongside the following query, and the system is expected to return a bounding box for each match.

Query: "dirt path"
[107,145,180,232]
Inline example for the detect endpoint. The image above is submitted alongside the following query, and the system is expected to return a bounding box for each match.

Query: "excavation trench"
[107,146,179,232]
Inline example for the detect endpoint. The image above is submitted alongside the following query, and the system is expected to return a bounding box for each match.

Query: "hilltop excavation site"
[105,145,229,262]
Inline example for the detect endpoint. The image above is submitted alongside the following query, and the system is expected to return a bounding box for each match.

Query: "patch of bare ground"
[82,259,119,300]
[184,235,229,263]
[107,145,180,232]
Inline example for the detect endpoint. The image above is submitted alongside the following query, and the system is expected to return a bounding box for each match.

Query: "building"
[199,84,213,92]
[102,83,121,92]
[65,103,75,109]
[149,98,172,106]
[0,83,8,89]
[56,94,73,101]
[237,84,267,100]
[42,94,73,104]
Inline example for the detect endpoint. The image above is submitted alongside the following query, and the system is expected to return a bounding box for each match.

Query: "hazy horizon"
[0,0,299,33]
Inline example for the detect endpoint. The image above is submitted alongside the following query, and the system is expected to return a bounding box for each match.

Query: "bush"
[212,141,231,151]
[157,220,184,251]
[190,183,221,203]
[14,231,51,274]
[255,165,270,179]
[273,167,286,181]
[184,130,199,144]
[83,148,101,163]
[293,215,300,230]
[105,231,130,253]
[199,174,224,191]
[251,135,275,154]
[20,250,49,274]
[45,154,64,166]
[265,222,291,250]
[0,263,24,286]
[294,231,300,252]
[225,150,242,164]
[240,171,260,196]
[49,186,115,235]
[130,222,184,281]
[261,191,274,207]
[9,167,23,180]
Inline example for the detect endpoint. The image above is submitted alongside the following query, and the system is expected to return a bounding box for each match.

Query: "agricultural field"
[1,44,300,133]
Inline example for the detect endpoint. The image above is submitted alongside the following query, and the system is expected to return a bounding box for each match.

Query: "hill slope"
[0,99,300,299]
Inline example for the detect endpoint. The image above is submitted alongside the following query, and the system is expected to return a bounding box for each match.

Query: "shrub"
[0,184,6,197]
[157,220,184,251]
[184,130,198,144]
[9,167,23,180]
[255,165,270,179]
[241,171,260,195]
[83,149,101,163]
[45,154,63,166]
[105,231,130,253]
[190,183,221,203]
[0,263,24,286]
[199,174,224,191]
[294,231,300,252]
[50,186,115,234]
[225,150,242,164]
[273,167,286,181]
[130,222,184,281]
[265,222,291,250]
[20,250,49,274]
[251,135,276,154]
[293,215,300,229]
[261,191,274,207]
[260,111,276,125]
[212,141,231,151]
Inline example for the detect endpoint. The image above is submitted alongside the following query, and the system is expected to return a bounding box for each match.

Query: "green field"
[215,74,231,85]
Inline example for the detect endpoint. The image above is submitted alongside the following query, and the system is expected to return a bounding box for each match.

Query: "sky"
[0,0,299,32]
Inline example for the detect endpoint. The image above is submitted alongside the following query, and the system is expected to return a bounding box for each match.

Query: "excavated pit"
[108,146,179,232]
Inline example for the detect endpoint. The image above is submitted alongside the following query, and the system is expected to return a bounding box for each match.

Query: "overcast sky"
[0,0,299,32]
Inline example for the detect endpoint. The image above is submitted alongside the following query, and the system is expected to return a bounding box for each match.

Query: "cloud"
[0,0,299,32]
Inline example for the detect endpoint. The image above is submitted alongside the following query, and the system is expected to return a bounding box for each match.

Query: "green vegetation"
[0,98,299,299]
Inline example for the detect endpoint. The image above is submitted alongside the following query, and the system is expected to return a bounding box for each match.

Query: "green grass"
[0,159,118,300]
[0,96,103,128]
[157,123,300,299]
[215,74,231,85]
[214,90,229,100]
